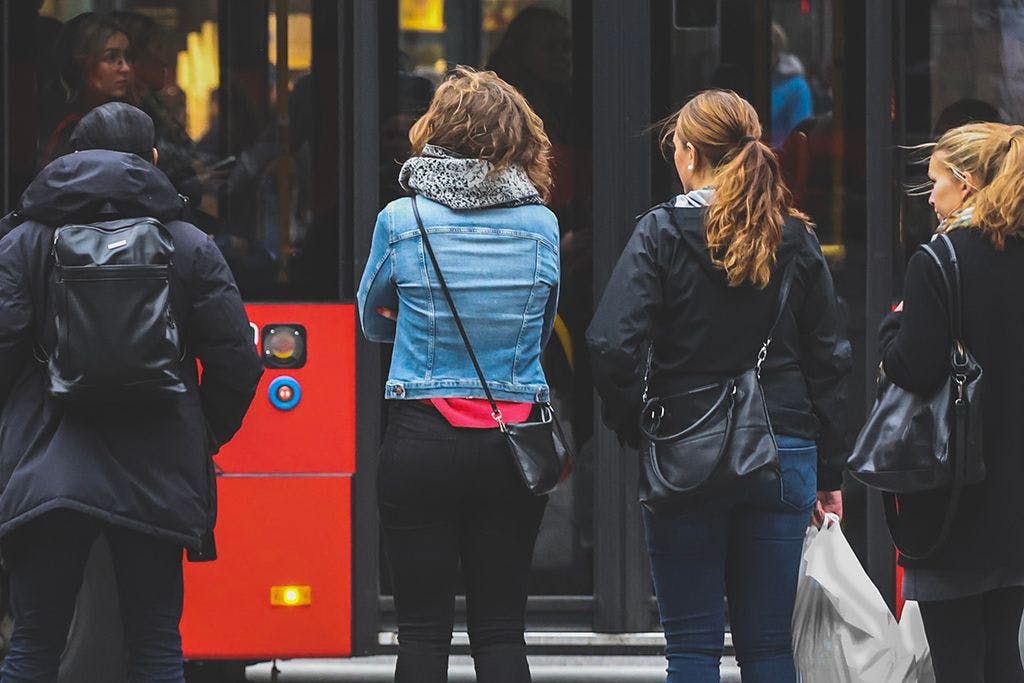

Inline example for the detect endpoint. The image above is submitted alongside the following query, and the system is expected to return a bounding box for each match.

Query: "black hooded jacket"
[0,150,263,555]
[586,203,851,489]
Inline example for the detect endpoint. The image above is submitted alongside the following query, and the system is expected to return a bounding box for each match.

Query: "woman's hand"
[813,490,843,527]
[376,307,397,321]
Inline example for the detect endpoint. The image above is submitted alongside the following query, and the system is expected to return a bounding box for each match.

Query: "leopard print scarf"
[399,144,543,210]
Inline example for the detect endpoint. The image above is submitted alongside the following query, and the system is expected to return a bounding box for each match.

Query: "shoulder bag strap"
[410,196,505,424]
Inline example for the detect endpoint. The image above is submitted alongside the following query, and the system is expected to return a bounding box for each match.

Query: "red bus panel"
[182,303,357,659]
[182,476,352,659]
[216,304,356,475]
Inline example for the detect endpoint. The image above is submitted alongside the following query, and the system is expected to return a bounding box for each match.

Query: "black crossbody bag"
[637,261,795,509]
[848,233,984,559]
[410,196,572,496]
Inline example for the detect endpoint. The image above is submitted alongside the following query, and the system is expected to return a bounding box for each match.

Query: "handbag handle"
[641,256,797,403]
[920,234,966,354]
[646,390,735,494]
[639,380,737,443]
[939,233,964,345]
[409,195,509,428]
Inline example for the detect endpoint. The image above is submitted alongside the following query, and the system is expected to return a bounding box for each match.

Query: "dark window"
[9,1,342,301]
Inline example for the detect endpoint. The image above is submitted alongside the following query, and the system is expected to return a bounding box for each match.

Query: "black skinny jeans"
[1,509,185,683]
[919,586,1024,683]
[378,401,547,683]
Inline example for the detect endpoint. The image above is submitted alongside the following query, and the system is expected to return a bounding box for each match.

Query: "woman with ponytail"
[587,90,850,682]
[880,122,1024,682]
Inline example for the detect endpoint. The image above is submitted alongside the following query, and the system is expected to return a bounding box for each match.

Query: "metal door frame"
[863,0,898,610]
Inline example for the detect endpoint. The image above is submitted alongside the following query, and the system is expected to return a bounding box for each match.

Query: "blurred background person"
[110,10,206,205]
[41,12,135,163]
[770,21,812,149]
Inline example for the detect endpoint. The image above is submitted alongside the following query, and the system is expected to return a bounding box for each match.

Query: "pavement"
[246,655,743,682]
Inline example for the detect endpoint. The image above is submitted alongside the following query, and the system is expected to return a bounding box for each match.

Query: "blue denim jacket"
[357,196,560,402]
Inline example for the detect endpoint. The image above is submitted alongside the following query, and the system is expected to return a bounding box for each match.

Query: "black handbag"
[410,196,572,496]
[637,261,796,509]
[847,233,984,559]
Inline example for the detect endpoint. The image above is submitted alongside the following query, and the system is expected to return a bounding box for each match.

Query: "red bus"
[2,0,1021,680]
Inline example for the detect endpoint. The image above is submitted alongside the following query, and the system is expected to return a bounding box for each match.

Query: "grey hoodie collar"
[673,187,714,208]
[399,144,543,210]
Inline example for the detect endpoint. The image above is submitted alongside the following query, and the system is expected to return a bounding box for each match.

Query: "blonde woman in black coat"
[881,122,1024,682]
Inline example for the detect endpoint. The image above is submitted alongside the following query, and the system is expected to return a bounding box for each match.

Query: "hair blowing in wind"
[932,122,1024,248]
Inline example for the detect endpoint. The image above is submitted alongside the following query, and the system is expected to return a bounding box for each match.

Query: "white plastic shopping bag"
[792,514,919,682]
[897,600,935,683]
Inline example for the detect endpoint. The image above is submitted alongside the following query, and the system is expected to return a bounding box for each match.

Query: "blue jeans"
[1,510,185,683]
[643,436,817,683]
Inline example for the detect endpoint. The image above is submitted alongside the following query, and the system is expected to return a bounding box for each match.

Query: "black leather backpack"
[43,216,186,403]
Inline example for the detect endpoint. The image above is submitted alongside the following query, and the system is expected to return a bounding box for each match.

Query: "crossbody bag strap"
[755,258,797,375]
[410,196,504,424]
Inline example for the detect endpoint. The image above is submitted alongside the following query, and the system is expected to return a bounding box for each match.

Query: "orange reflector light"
[270,585,312,607]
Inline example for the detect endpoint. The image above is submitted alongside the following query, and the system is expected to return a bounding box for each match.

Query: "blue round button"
[268,376,301,411]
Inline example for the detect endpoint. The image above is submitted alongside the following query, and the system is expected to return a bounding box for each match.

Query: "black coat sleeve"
[794,236,852,490]
[880,248,951,395]
[586,213,663,447]
[0,231,32,404]
[185,236,264,450]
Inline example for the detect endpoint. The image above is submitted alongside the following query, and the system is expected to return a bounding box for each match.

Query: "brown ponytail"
[667,90,808,288]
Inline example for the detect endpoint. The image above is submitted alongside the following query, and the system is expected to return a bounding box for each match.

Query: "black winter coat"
[586,203,851,489]
[881,228,1024,570]
[0,150,263,556]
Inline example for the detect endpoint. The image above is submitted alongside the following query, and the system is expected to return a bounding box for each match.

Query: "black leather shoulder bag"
[637,260,796,509]
[410,196,572,496]
[847,233,984,559]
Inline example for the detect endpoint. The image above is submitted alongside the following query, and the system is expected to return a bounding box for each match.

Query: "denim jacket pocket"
[778,444,818,511]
